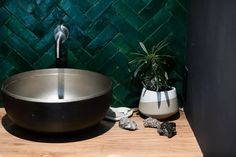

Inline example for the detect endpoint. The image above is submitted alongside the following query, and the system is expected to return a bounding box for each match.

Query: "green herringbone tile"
[0,25,12,44]
[0,7,10,25]
[112,1,146,30]
[0,0,187,107]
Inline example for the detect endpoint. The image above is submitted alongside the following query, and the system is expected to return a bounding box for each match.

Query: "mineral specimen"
[157,121,176,138]
[143,117,161,128]
[119,117,138,131]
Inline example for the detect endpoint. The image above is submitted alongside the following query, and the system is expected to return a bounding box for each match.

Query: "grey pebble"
[119,117,138,131]
[143,117,161,128]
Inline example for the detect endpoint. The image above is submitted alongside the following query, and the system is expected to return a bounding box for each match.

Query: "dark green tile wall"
[0,0,187,107]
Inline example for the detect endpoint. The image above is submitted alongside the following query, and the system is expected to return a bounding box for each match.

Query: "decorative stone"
[119,117,138,131]
[143,117,161,128]
[157,121,177,138]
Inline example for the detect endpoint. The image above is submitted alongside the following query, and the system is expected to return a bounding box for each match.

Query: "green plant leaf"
[134,62,145,78]
[131,52,146,57]
[130,38,176,91]
[153,40,169,54]
[165,72,168,80]
[139,42,148,54]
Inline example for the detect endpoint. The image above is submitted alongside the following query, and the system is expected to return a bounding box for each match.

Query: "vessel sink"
[1,69,112,133]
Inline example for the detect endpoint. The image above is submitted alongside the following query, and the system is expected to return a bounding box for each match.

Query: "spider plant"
[130,40,174,92]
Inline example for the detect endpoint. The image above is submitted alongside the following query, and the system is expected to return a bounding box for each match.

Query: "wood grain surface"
[0,108,202,157]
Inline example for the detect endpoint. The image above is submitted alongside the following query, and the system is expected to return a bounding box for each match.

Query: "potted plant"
[130,40,178,119]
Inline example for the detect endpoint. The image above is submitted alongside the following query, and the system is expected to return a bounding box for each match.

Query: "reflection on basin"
[1,68,112,133]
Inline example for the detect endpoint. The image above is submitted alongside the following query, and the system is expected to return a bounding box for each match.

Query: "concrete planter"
[138,87,178,119]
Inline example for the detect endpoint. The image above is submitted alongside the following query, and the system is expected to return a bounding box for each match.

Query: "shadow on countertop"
[1,114,115,143]
[138,111,181,122]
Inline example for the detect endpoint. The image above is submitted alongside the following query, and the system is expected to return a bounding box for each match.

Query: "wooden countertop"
[0,108,202,157]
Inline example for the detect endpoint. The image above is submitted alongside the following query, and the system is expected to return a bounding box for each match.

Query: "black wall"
[186,0,236,156]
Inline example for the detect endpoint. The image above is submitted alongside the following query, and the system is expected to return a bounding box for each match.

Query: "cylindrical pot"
[138,87,178,119]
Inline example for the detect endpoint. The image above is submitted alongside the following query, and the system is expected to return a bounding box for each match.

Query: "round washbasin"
[1,68,112,133]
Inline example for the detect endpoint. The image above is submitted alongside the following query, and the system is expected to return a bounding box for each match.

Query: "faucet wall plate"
[54,25,69,43]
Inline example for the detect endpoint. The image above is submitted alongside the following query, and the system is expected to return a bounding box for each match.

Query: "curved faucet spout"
[56,32,62,59]
[54,25,69,60]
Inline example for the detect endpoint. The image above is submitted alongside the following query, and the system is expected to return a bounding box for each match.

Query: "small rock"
[143,117,161,128]
[157,121,176,138]
[119,117,138,131]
